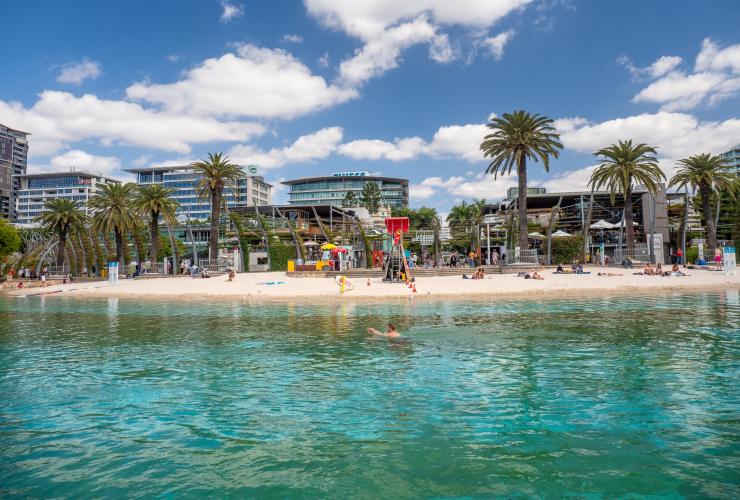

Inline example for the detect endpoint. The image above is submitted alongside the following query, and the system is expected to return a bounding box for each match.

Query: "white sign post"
[696,239,705,261]
[723,247,736,276]
[108,262,118,286]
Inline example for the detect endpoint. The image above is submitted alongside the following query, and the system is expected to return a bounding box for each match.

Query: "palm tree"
[588,140,665,253]
[471,198,487,264]
[480,110,562,251]
[669,153,736,251]
[35,198,87,268]
[134,184,179,264]
[447,201,474,251]
[192,153,242,260]
[88,183,137,269]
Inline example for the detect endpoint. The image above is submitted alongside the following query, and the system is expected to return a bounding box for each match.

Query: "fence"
[508,249,540,265]
[42,265,69,277]
[198,258,234,273]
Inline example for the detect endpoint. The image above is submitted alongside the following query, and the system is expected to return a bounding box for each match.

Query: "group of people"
[518,270,544,280]
[555,261,585,274]
[640,263,686,277]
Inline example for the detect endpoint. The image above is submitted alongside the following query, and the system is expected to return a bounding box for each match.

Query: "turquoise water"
[1,291,739,498]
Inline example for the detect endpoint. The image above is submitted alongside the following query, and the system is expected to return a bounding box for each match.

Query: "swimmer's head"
[388,323,396,332]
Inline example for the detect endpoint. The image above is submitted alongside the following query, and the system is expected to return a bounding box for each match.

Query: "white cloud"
[630,38,740,110]
[228,127,344,169]
[318,52,330,67]
[46,149,122,176]
[283,34,303,43]
[556,111,740,160]
[539,165,596,192]
[0,91,265,156]
[483,29,515,60]
[127,44,357,119]
[338,17,437,87]
[338,137,426,161]
[56,58,101,85]
[165,54,182,62]
[414,173,516,200]
[220,1,244,23]
[429,33,456,63]
[426,124,488,162]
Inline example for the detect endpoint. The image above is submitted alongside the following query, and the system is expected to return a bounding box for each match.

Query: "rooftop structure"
[0,123,29,220]
[282,172,409,208]
[15,171,120,226]
[126,164,272,221]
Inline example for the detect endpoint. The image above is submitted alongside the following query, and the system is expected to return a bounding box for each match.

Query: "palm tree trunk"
[624,188,635,253]
[701,182,717,250]
[150,211,159,264]
[517,155,529,251]
[57,228,67,267]
[70,233,84,276]
[79,231,94,277]
[209,189,222,260]
[90,233,105,276]
[102,232,115,261]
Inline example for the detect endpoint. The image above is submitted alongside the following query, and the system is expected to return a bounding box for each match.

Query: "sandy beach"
[4,267,739,301]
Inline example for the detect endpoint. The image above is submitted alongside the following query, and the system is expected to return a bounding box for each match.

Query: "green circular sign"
[248,165,258,174]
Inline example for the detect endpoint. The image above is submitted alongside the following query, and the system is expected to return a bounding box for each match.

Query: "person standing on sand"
[715,247,722,270]
[368,324,400,338]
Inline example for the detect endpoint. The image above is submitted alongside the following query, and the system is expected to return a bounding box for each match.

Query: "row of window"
[27,177,98,189]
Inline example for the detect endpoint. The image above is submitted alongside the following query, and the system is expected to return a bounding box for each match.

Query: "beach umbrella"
[303,240,319,246]
[528,232,545,239]
[590,219,615,230]
[321,243,337,250]
[551,230,571,238]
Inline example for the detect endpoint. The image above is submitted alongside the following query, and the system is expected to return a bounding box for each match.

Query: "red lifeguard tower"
[383,217,413,282]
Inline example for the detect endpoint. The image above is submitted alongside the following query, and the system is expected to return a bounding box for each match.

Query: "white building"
[15,171,120,226]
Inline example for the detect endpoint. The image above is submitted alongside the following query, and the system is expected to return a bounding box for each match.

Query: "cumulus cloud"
[46,149,122,176]
[630,38,740,110]
[228,127,344,169]
[0,91,265,156]
[412,173,517,201]
[56,58,101,85]
[483,29,515,60]
[283,34,303,43]
[338,137,426,161]
[127,44,357,119]
[220,1,244,23]
[317,52,330,67]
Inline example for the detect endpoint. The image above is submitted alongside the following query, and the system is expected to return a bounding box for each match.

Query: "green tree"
[192,153,242,259]
[0,218,21,260]
[134,184,179,264]
[447,201,474,250]
[342,191,358,207]
[157,234,186,261]
[360,181,382,214]
[480,110,562,251]
[34,198,88,267]
[89,183,137,269]
[470,198,487,264]
[589,140,665,252]
[669,153,736,251]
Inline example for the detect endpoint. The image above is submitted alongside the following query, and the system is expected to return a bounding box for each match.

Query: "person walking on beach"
[715,247,722,270]
[368,323,400,338]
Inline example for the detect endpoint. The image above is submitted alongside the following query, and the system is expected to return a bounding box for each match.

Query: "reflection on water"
[0,290,739,498]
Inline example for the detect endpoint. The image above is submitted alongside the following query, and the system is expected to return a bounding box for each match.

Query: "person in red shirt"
[676,248,684,266]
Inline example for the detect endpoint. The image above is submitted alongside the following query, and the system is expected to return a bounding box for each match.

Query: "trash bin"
[287,260,295,272]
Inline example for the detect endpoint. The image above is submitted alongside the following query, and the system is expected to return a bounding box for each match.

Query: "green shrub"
[269,243,295,271]
[548,235,584,264]
[0,218,21,260]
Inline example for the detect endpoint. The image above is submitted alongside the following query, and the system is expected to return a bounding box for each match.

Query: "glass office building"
[15,172,119,226]
[720,144,740,175]
[0,123,29,221]
[126,165,272,221]
[283,171,409,207]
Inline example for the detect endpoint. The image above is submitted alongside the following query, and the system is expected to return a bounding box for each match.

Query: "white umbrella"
[590,219,615,230]
[303,240,319,246]
[528,232,545,239]
[551,230,571,238]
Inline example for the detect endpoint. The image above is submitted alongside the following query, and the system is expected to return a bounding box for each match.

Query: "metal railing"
[41,265,69,277]
[198,258,234,272]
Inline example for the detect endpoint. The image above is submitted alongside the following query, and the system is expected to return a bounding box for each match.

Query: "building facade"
[126,164,272,221]
[283,171,409,208]
[720,143,740,174]
[0,123,29,220]
[15,171,120,226]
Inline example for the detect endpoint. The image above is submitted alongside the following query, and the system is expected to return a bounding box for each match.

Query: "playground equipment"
[382,217,413,283]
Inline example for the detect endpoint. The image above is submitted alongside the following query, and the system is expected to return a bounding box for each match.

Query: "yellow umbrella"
[321,243,337,250]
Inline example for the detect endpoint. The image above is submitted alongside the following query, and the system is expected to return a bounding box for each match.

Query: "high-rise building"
[126,164,272,221]
[720,143,740,174]
[0,123,29,220]
[15,171,120,226]
[283,171,409,207]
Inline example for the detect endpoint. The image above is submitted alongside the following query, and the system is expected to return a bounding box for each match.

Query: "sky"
[2,0,739,215]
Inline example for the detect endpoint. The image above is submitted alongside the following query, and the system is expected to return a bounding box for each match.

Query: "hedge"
[269,243,295,271]
[547,235,584,264]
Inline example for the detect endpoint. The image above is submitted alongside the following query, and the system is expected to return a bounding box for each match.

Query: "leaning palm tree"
[35,198,87,268]
[134,184,179,264]
[480,110,562,251]
[88,183,137,269]
[589,140,665,253]
[191,153,242,260]
[669,153,736,251]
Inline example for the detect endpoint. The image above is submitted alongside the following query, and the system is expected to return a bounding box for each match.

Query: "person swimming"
[368,323,400,338]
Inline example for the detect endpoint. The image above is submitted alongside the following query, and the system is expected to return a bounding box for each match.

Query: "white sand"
[6,267,739,301]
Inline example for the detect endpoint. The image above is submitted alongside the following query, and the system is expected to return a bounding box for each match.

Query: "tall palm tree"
[669,153,736,251]
[88,183,137,269]
[35,198,87,268]
[471,198,487,264]
[589,140,665,253]
[192,153,242,260]
[480,110,562,251]
[134,184,179,264]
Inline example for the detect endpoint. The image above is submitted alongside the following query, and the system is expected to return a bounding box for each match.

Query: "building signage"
[331,171,369,177]
[247,165,259,175]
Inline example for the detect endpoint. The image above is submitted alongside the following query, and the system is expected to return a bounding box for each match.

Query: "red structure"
[385,217,410,234]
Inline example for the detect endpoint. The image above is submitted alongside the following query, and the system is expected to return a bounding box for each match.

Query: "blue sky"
[2,0,739,213]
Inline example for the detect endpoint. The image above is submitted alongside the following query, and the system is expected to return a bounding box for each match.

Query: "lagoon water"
[1,291,739,498]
